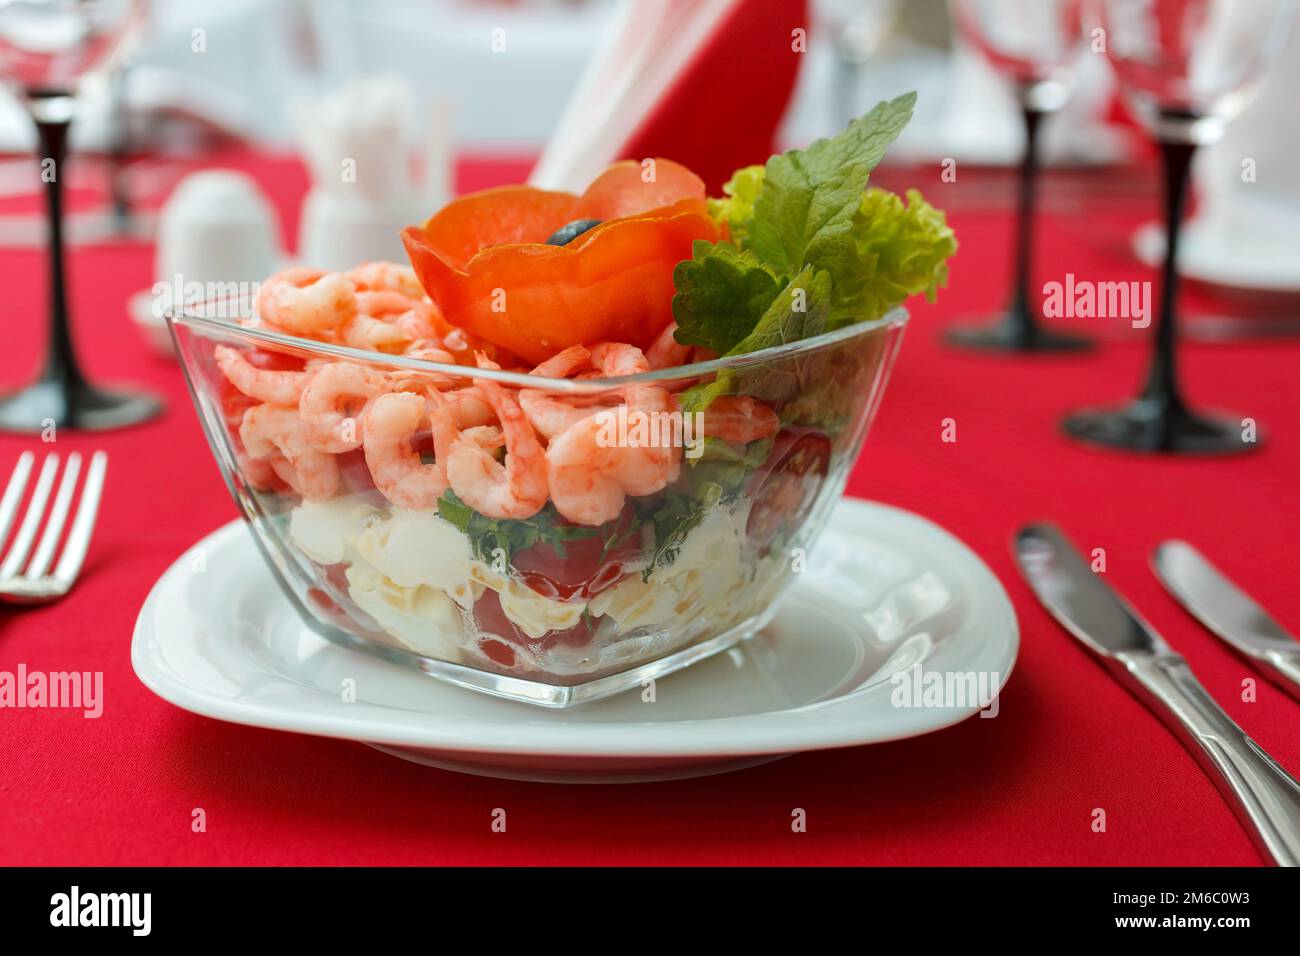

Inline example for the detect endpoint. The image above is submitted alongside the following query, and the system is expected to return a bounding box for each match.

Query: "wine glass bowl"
[954,0,1083,105]
[945,0,1093,352]
[0,0,140,93]
[1101,0,1294,144]
[1062,0,1297,454]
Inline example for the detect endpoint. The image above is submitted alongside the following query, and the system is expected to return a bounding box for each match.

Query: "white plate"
[132,499,1018,783]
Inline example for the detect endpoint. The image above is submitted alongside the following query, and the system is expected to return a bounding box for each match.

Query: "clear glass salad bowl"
[169,298,908,707]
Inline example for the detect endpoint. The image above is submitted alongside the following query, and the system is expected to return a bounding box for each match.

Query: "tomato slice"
[575,158,706,221]
[417,185,580,271]
[511,507,644,602]
[745,428,832,553]
[472,588,599,661]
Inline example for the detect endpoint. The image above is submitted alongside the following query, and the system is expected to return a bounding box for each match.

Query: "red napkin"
[619,0,808,191]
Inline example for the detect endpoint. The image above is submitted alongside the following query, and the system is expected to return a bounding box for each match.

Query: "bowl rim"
[166,298,909,394]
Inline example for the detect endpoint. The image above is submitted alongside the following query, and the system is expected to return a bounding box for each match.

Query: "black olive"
[545,218,603,246]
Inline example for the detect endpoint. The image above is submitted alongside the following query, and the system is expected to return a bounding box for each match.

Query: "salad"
[197,93,956,689]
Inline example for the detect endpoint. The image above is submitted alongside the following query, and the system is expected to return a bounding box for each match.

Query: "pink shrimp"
[346,261,425,299]
[256,268,357,336]
[361,391,455,510]
[518,345,609,440]
[214,345,314,405]
[446,378,548,520]
[441,385,496,428]
[336,290,427,353]
[646,321,691,370]
[545,343,680,524]
[701,395,779,444]
[298,362,389,452]
[239,404,340,501]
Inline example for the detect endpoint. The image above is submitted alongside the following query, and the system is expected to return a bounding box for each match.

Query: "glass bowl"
[168,297,908,707]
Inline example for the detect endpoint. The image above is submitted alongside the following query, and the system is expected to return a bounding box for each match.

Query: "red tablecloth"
[1,152,1297,866]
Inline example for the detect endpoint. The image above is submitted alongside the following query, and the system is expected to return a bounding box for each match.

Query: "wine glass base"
[945,316,1092,353]
[0,379,163,433]
[1062,399,1259,455]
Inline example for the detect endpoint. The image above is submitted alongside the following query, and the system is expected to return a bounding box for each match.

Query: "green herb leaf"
[639,491,710,582]
[679,266,832,414]
[744,92,916,277]
[436,490,603,567]
[671,240,787,353]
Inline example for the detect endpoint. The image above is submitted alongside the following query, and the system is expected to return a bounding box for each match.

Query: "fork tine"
[0,450,35,548]
[52,451,107,588]
[25,452,81,580]
[0,453,59,580]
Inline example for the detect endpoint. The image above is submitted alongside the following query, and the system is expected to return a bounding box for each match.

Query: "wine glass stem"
[33,112,87,390]
[1141,138,1197,411]
[1009,105,1044,333]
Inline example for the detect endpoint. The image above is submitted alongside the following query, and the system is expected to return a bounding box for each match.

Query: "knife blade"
[1014,522,1167,659]
[1153,540,1300,701]
[1014,521,1300,867]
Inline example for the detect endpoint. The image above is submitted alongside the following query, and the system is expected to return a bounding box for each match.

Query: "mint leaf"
[671,240,787,353]
[678,266,832,413]
[745,92,916,277]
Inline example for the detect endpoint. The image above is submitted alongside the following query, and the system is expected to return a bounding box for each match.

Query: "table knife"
[1013,522,1300,867]
[1153,540,1300,702]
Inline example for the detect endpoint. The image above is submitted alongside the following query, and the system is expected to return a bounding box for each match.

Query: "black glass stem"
[946,103,1091,353]
[0,94,161,433]
[1061,131,1258,454]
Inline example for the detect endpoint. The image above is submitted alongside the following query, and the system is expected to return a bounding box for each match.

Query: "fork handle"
[1119,653,1300,866]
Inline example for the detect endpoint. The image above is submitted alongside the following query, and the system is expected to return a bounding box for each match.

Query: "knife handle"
[1120,653,1300,866]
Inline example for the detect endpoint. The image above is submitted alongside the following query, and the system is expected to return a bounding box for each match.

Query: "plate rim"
[131,499,1019,758]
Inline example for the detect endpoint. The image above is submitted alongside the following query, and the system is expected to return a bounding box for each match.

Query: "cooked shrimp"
[646,321,691,370]
[256,268,357,335]
[298,362,388,452]
[589,342,650,377]
[347,261,424,299]
[337,290,430,353]
[519,345,606,439]
[441,385,496,428]
[544,416,635,526]
[239,404,340,501]
[545,390,681,524]
[446,379,548,520]
[337,314,411,353]
[215,345,314,405]
[362,391,454,510]
[701,395,779,444]
[546,343,680,524]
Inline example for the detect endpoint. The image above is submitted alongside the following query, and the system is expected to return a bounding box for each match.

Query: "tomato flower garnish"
[401,159,718,365]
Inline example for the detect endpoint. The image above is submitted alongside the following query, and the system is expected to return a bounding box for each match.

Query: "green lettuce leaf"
[828,187,957,328]
[707,164,765,244]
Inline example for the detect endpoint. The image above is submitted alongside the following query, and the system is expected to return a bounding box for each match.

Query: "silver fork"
[0,450,108,604]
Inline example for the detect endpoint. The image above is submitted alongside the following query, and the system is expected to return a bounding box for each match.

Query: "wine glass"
[0,0,161,433]
[1063,0,1296,453]
[946,0,1094,352]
